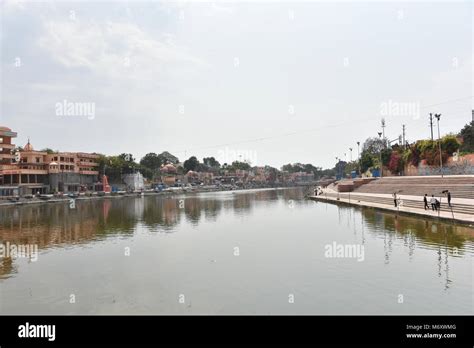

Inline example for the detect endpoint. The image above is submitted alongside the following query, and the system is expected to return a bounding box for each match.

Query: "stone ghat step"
[355,186,473,193]
[336,196,474,210]
[354,191,473,199]
[325,199,474,214]
[321,193,474,214]
[355,187,474,193]
[328,194,474,211]
[365,179,474,185]
[325,192,474,206]
[365,182,474,186]
[354,185,473,196]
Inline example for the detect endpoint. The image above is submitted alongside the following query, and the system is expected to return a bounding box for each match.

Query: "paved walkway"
[310,190,474,225]
[335,191,474,206]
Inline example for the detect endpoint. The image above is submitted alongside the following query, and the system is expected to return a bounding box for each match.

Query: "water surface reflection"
[0,188,472,314]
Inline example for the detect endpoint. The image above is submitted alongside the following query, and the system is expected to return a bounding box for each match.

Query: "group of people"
[423,191,452,211]
[314,187,324,196]
[393,191,452,211]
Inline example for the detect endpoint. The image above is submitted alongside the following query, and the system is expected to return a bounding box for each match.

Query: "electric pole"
[402,124,406,147]
[429,113,434,141]
[435,114,443,177]
[356,141,360,175]
[381,118,386,148]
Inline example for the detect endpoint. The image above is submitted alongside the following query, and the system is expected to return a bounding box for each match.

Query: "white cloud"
[2,0,27,13]
[37,19,206,80]
[204,3,234,16]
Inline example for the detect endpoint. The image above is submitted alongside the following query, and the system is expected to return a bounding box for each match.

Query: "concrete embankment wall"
[310,194,474,226]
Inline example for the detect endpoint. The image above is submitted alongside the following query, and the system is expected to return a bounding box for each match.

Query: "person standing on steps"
[430,194,437,211]
[447,190,452,207]
[393,192,398,207]
[423,194,429,210]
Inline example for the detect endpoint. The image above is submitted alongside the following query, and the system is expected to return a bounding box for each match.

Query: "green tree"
[140,152,161,168]
[362,137,386,156]
[183,156,199,172]
[230,161,251,171]
[359,152,374,172]
[158,151,179,164]
[441,135,460,155]
[40,148,56,154]
[264,166,278,182]
[381,148,392,166]
[458,121,474,153]
[138,165,154,180]
[281,163,304,173]
[98,154,140,182]
[203,157,221,168]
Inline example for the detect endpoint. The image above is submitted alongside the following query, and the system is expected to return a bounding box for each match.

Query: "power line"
[170,116,377,155]
[167,96,474,156]
[419,95,473,109]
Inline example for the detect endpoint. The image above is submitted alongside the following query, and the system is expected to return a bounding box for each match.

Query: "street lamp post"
[381,118,386,148]
[378,132,383,178]
[435,113,443,177]
[357,141,360,175]
[349,148,353,162]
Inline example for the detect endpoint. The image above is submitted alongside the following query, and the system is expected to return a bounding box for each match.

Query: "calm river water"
[0,187,472,314]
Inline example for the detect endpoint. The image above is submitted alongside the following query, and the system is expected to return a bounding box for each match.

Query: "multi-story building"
[0,126,19,196]
[46,151,100,192]
[291,171,315,184]
[0,126,100,196]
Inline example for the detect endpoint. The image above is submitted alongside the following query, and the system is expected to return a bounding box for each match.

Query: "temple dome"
[161,163,177,174]
[24,139,34,151]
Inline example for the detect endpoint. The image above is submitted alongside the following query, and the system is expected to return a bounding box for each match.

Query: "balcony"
[0,143,15,149]
[0,166,47,175]
[78,160,99,167]
[0,164,17,170]
[0,154,15,159]
[79,170,99,175]
[19,162,47,166]
[18,169,48,175]
[77,153,100,159]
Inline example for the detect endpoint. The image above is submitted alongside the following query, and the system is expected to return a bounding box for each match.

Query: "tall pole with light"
[357,141,360,175]
[381,118,386,148]
[378,132,383,178]
[435,113,443,177]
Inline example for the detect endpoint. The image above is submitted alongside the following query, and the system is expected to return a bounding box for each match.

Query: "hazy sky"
[1,0,472,169]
